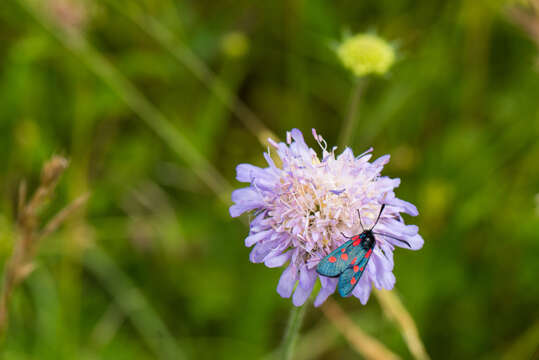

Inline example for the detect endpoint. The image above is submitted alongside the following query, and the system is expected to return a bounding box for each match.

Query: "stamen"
[268,138,279,149]
[356,147,373,160]
[312,128,328,152]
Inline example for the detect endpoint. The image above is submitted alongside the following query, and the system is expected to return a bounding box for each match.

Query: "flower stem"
[280,303,308,360]
[338,78,366,149]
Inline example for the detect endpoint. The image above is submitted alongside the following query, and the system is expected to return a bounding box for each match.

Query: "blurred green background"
[1,0,538,359]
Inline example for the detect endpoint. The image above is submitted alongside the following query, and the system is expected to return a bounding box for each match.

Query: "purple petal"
[263,236,291,261]
[337,147,354,161]
[330,189,346,195]
[289,129,315,164]
[264,251,292,268]
[379,239,395,252]
[263,152,279,171]
[245,230,272,247]
[373,249,394,272]
[406,234,424,250]
[366,258,383,290]
[352,275,372,305]
[372,154,390,168]
[292,265,317,306]
[380,271,396,290]
[376,177,401,192]
[378,219,419,236]
[299,264,317,288]
[292,285,312,306]
[290,129,307,148]
[249,211,270,232]
[375,220,422,250]
[229,188,264,217]
[277,265,298,298]
[314,276,338,307]
[236,164,278,191]
[236,164,263,182]
[229,205,253,218]
[385,195,418,216]
[249,238,281,263]
[231,187,260,203]
[375,221,423,250]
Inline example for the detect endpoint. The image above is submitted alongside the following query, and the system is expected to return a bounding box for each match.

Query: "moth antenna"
[371,204,386,230]
[340,231,350,239]
[372,232,411,248]
[357,209,364,231]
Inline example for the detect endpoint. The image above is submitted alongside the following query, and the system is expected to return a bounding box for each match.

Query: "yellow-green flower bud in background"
[221,31,249,59]
[337,33,395,77]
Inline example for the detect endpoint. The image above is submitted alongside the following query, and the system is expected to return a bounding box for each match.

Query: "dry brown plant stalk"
[374,290,430,360]
[321,298,401,360]
[0,155,89,338]
[507,0,539,48]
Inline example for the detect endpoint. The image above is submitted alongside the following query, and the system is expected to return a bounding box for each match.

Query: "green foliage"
[0,0,538,359]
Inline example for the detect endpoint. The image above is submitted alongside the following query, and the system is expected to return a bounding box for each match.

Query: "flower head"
[337,33,395,77]
[230,129,423,306]
[221,31,249,59]
[48,0,88,33]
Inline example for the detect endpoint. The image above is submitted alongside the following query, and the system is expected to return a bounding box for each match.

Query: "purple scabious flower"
[230,129,423,306]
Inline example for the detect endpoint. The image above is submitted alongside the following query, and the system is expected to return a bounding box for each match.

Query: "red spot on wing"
[353,257,358,264]
[365,249,372,258]
[360,266,364,271]
[352,239,361,246]
[340,253,348,261]
[328,256,337,263]
[341,248,346,253]
[350,277,357,285]
[353,265,359,272]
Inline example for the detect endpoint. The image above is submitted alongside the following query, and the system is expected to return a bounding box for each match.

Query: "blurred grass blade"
[321,299,401,360]
[374,290,430,360]
[102,0,277,147]
[28,268,63,357]
[501,320,539,360]
[90,303,125,350]
[15,0,232,204]
[194,59,247,158]
[83,246,186,360]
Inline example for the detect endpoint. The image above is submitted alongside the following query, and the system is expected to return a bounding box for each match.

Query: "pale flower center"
[266,160,378,252]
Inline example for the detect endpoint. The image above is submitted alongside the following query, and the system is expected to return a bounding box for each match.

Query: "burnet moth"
[316,204,411,297]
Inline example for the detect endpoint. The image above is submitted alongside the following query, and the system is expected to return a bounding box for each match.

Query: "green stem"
[338,78,366,149]
[280,304,308,360]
